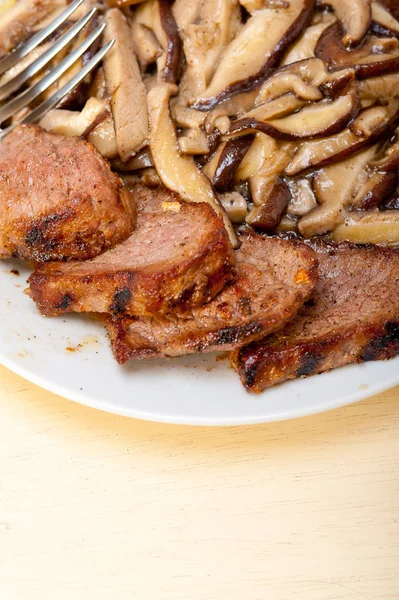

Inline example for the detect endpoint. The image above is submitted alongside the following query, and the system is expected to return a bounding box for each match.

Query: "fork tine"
[0,0,85,77]
[0,22,106,125]
[0,7,98,102]
[0,39,115,142]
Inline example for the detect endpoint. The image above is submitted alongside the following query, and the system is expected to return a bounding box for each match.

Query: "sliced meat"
[105,233,318,363]
[232,240,399,393]
[0,125,135,262]
[28,185,236,318]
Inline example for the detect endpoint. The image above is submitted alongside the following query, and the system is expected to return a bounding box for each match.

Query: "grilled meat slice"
[232,240,399,393]
[28,185,236,318]
[105,233,318,363]
[0,125,135,262]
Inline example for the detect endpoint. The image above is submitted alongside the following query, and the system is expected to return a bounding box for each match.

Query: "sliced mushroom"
[213,136,254,191]
[39,97,108,137]
[226,94,306,137]
[148,83,238,247]
[177,0,241,105]
[202,142,227,181]
[194,0,315,110]
[178,128,211,155]
[171,0,201,31]
[0,0,61,58]
[131,23,162,71]
[332,211,399,244]
[111,149,154,172]
[277,214,299,232]
[133,0,182,84]
[255,58,327,104]
[349,105,388,136]
[351,170,397,209]
[103,8,149,161]
[286,100,399,175]
[282,13,336,65]
[218,191,248,223]
[315,21,399,78]
[108,0,148,6]
[203,89,259,133]
[318,0,371,47]
[236,133,277,182]
[320,68,355,98]
[247,177,291,232]
[371,1,399,38]
[252,91,359,141]
[297,146,377,237]
[87,113,119,159]
[287,178,317,216]
[250,143,295,206]
[370,132,399,170]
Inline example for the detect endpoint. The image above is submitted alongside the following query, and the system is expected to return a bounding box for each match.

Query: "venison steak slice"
[0,125,135,262]
[105,233,318,363]
[232,240,399,393]
[28,185,236,318]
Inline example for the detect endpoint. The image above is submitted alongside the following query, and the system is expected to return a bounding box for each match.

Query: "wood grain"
[1,364,399,600]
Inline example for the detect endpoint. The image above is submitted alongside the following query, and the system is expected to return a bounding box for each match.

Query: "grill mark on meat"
[105,234,318,362]
[110,288,133,314]
[360,321,399,361]
[296,352,322,377]
[232,240,399,393]
[56,294,73,311]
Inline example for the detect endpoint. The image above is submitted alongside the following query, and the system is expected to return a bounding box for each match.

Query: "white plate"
[1,259,398,425]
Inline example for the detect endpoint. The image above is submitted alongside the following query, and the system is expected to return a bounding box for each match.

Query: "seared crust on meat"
[232,240,399,393]
[0,125,135,262]
[28,185,236,317]
[105,234,318,363]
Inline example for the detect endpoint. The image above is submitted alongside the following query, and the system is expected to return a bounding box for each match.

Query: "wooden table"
[1,364,399,600]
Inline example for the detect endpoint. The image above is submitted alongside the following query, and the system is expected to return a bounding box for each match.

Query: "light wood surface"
[1,364,399,600]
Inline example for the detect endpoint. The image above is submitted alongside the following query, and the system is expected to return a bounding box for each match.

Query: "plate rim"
[2,352,398,426]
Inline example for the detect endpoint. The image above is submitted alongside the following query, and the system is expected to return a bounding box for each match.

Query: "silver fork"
[0,0,114,141]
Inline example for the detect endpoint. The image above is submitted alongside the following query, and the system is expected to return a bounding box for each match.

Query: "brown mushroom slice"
[103,8,148,161]
[171,105,206,129]
[227,94,306,137]
[332,211,399,244]
[203,90,259,133]
[371,1,399,38]
[108,0,148,6]
[282,14,336,65]
[236,133,277,182]
[315,21,399,78]
[111,149,154,173]
[218,191,248,224]
[249,143,295,206]
[320,68,356,98]
[352,170,398,209]
[213,136,253,191]
[131,23,162,71]
[202,142,227,181]
[349,105,388,136]
[255,58,327,104]
[194,0,315,110]
[259,92,359,141]
[39,97,108,138]
[148,83,238,248]
[177,0,241,105]
[133,0,182,84]
[286,100,399,175]
[287,178,317,216]
[247,177,291,232]
[298,146,378,237]
[318,0,371,47]
[0,0,61,58]
[370,133,399,171]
